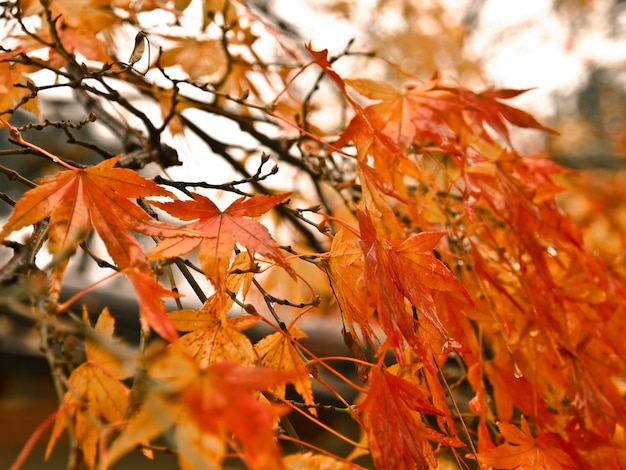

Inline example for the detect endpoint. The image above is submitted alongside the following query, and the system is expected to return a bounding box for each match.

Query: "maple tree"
[0,1,625,469]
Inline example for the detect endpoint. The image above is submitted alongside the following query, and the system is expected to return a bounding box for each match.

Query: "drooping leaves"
[357,209,471,360]
[3,5,626,470]
[447,86,559,146]
[358,366,460,470]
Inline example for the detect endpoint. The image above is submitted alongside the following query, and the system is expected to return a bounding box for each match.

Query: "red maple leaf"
[358,210,472,359]
[359,366,461,470]
[449,86,559,146]
[125,267,180,342]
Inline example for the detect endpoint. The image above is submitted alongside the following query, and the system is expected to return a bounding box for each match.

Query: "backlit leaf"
[171,305,257,368]
[159,38,227,81]
[358,210,470,360]
[46,364,129,469]
[255,326,315,414]
[125,267,180,342]
[0,156,183,294]
[182,360,299,470]
[359,366,453,470]
[446,86,559,145]
[477,417,577,469]
[147,192,294,299]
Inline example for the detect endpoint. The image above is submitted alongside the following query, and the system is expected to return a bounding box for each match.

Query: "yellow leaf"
[84,307,136,379]
[103,393,179,468]
[173,318,257,368]
[159,38,227,81]
[46,363,130,469]
[176,419,224,470]
[254,326,316,414]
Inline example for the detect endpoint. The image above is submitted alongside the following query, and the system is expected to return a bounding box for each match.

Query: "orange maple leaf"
[326,228,377,344]
[448,86,559,146]
[0,155,183,290]
[105,348,298,469]
[477,417,577,469]
[359,366,460,470]
[358,210,471,359]
[125,267,180,342]
[147,192,295,297]
[169,287,258,368]
[305,45,356,109]
[48,0,123,63]
[0,61,39,116]
[346,77,459,151]
[182,360,299,470]
[159,37,227,81]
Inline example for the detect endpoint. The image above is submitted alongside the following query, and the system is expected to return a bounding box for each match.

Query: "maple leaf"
[346,77,460,151]
[358,210,471,360]
[216,59,261,102]
[477,417,577,469]
[103,348,199,467]
[170,286,258,368]
[359,366,458,470]
[448,86,559,146]
[0,61,39,116]
[326,228,377,344]
[172,314,256,368]
[0,155,185,294]
[105,390,226,470]
[307,46,411,161]
[159,37,227,81]
[35,0,124,64]
[46,309,131,469]
[254,325,316,414]
[147,192,295,298]
[306,45,355,108]
[125,267,180,342]
[83,307,137,379]
[106,350,300,469]
[182,360,298,469]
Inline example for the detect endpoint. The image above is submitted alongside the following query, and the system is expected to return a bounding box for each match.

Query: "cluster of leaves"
[1,0,625,469]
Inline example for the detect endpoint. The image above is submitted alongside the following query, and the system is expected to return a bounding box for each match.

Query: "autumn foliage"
[0,1,625,469]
